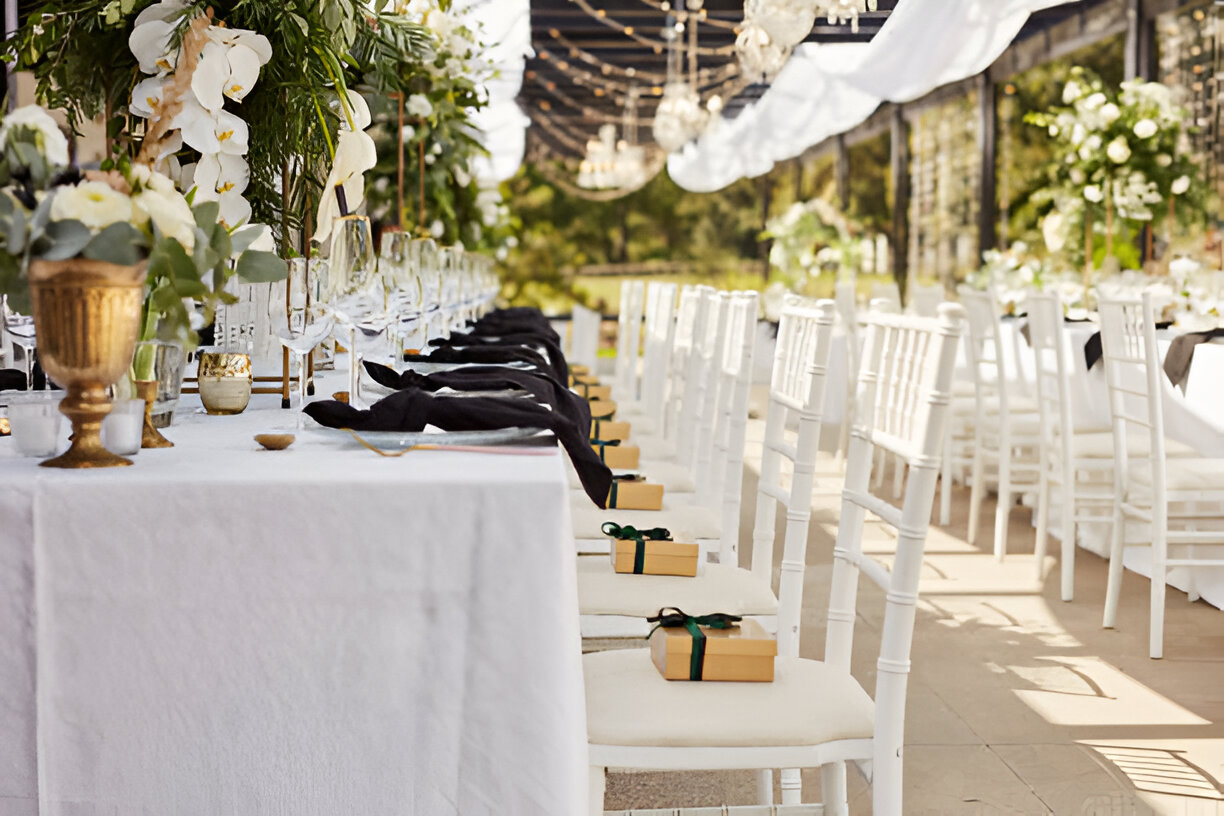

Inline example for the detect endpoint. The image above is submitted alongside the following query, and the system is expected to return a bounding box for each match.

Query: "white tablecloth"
[0,373,586,816]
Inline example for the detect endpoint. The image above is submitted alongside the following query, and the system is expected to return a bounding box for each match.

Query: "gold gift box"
[575,383,612,401]
[650,618,777,682]
[588,400,617,420]
[612,539,699,577]
[570,364,590,376]
[571,373,600,386]
[590,420,630,442]
[592,442,640,469]
[607,479,663,510]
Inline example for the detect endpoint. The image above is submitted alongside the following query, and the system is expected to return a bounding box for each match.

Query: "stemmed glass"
[411,237,442,346]
[277,258,333,425]
[379,230,411,368]
[436,245,460,340]
[2,296,38,389]
[387,234,425,366]
[328,214,378,407]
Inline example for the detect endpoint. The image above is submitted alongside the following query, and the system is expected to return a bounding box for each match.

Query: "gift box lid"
[654,618,776,657]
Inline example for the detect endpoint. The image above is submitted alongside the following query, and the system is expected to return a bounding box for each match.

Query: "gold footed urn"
[28,259,146,468]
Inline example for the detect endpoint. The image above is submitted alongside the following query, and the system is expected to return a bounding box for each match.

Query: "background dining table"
[0,364,587,816]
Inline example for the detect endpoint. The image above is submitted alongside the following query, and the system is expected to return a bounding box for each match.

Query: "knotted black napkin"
[1163,328,1224,388]
[0,370,27,392]
[430,331,568,382]
[471,307,558,339]
[402,344,550,374]
[304,388,613,507]
[1083,322,1174,371]
[363,361,591,429]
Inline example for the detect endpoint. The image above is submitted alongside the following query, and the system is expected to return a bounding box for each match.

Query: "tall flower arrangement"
[1026,67,1203,272]
[761,198,858,289]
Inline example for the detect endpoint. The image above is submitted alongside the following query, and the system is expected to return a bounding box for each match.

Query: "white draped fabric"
[0,375,586,816]
[668,0,1081,193]
[456,0,532,184]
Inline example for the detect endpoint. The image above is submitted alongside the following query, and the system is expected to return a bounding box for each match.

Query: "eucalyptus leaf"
[235,250,288,283]
[192,200,221,236]
[229,224,265,254]
[83,222,143,266]
[27,191,54,236]
[40,219,93,260]
[4,203,26,253]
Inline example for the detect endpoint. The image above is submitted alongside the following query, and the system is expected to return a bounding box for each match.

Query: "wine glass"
[278,258,333,425]
[411,238,442,346]
[3,296,38,389]
[328,214,378,407]
[380,230,411,368]
[387,235,425,365]
[436,245,459,340]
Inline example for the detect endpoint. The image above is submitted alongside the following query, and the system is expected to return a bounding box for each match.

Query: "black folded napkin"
[1163,328,1224,388]
[364,361,591,429]
[472,307,558,338]
[1083,322,1173,371]
[468,315,560,343]
[403,344,549,373]
[430,330,569,382]
[304,388,613,507]
[0,369,28,392]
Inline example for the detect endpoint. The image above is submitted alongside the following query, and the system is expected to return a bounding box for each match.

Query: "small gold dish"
[254,433,295,451]
[332,391,350,404]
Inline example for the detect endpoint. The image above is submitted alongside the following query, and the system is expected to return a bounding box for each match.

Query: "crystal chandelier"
[735,21,792,83]
[743,0,818,50]
[578,91,649,190]
[822,0,878,34]
[651,2,709,153]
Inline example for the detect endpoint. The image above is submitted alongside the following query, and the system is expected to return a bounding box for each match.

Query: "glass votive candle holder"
[7,391,66,458]
[101,398,144,456]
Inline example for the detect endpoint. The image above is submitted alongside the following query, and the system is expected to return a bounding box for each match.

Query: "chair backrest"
[909,282,944,318]
[709,291,759,564]
[749,297,838,655]
[1027,290,1075,479]
[959,285,1015,422]
[639,281,678,428]
[570,303,601,370]
[670,285,715,464]
[1098,291,1168,521]
[690,290,730,480]
[613,280,646,401]
[871,280,903,312]
[823,303,964,811]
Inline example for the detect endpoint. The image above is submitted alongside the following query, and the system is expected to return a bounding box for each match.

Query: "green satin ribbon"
[602,523,672,574]
[592,439,621,463]
[607,474,641,508]
[646,607,743,680]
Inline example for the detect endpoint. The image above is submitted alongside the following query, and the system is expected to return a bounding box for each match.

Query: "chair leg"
[1060,486,1075,603]
[755,769,774,806]
[821,761,849,816]
[939,449,952,527]
[1151,553,1166,660]
[967,448,984,546]
[780,767,802,805]
[1103,509,1125,629]
[1034,471,1049,584]
[892,455,904,500]
[588,766,605,816]
[993,460,1011,562]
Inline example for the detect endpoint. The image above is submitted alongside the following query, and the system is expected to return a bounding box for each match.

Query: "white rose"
[1171,176,1191,195]
[1106,136,1131,164]
[406,94,433,118]
[1100,103,1121,124]
[1084,185,1104,203]
[133,187,196,249]
[49,182,134,231]
[1133,119,1158,139]
[1085,134,1102,151]
[1083,92,1107,110]
[1062,80,1082,104]
[1070,168,1086,185]
[1042,211,1066,253]
[1070,123,1086,145]
[0,105,70,167]
[1156,153,1173,167]
[429,219,444,238]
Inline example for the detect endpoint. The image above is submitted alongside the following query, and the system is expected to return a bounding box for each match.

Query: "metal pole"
[5,0,19,110]
[890,105,910,298]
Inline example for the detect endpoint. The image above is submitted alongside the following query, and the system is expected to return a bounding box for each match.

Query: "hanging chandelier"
[822,0,878,34]
[651,1,710,153]
[743,0,818,50]
[577,124,649,189]
[735,21,791,83]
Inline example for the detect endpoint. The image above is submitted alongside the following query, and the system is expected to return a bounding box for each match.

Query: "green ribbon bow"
[646,607,743,680]
[592,439,621,463]
[602,523,672,574]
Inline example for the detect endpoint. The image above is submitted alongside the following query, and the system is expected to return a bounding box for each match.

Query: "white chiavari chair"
[570,302,602,373]
[584,303,965,816]
[619,281,677,436]
[1098,292,1224,659]
[908,281,944,318]
[870,280,902,312]
[613,280,646,403]
[574,291,766,639]
[834,279,859,463]
[959,286,1042,560]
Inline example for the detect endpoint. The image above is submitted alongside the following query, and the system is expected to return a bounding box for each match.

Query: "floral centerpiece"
[1026,67,1203,277]
[761,197,858,291]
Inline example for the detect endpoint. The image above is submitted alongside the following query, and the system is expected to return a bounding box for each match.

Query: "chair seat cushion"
[577,558,777,617]
[571,495,722,540]
[584,650,875,748]
[1128,457,1224,498]
[953,394,1038,415]
[637,459,696,493]
[630,433,677,461]
[1071,432,1195,459]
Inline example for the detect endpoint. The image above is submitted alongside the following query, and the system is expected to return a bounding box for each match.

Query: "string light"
[564,0,736,56]
[544,28,738,86]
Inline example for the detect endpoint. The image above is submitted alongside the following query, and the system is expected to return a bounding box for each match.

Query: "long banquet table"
[0,367,587,816]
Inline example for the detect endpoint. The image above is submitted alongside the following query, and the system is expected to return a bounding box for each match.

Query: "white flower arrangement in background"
[127,0,271,229]
[315,90,378,244]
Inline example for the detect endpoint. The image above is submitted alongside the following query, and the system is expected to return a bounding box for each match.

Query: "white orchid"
[134,0,189,28]
[129,18,178,75]
[194,153,250,197]
[133,185,197,249]
[331,89,372,131]
[315,128,378,243]
[0,105,70,167]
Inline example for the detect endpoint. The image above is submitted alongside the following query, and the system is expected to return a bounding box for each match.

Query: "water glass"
[101,398,144,456]
[7,392,65,457]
